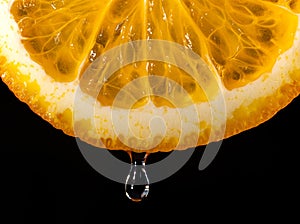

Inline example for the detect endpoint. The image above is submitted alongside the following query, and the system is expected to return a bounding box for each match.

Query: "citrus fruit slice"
[0,0,300,153]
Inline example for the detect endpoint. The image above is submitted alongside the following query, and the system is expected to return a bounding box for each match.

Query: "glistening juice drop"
[125,152,150,202]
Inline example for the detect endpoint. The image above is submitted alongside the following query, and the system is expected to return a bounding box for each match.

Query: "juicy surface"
[10,0,299,108]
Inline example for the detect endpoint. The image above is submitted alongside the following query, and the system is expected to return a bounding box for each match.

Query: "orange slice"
[0,0,300,153]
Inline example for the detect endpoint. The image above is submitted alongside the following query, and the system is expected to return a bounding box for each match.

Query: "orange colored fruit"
[0,0,300,153]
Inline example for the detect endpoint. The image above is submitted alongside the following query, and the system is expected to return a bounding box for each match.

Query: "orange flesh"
[10,0,299,108]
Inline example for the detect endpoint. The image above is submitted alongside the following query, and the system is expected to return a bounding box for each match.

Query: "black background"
[1,77,298,221]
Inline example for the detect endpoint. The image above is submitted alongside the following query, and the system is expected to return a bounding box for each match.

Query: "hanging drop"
[125,151,150,202]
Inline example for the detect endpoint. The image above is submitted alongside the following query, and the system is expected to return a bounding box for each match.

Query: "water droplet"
[125,152,150,202]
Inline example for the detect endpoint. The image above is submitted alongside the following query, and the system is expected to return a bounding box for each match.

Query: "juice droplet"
[125,152,150,202]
